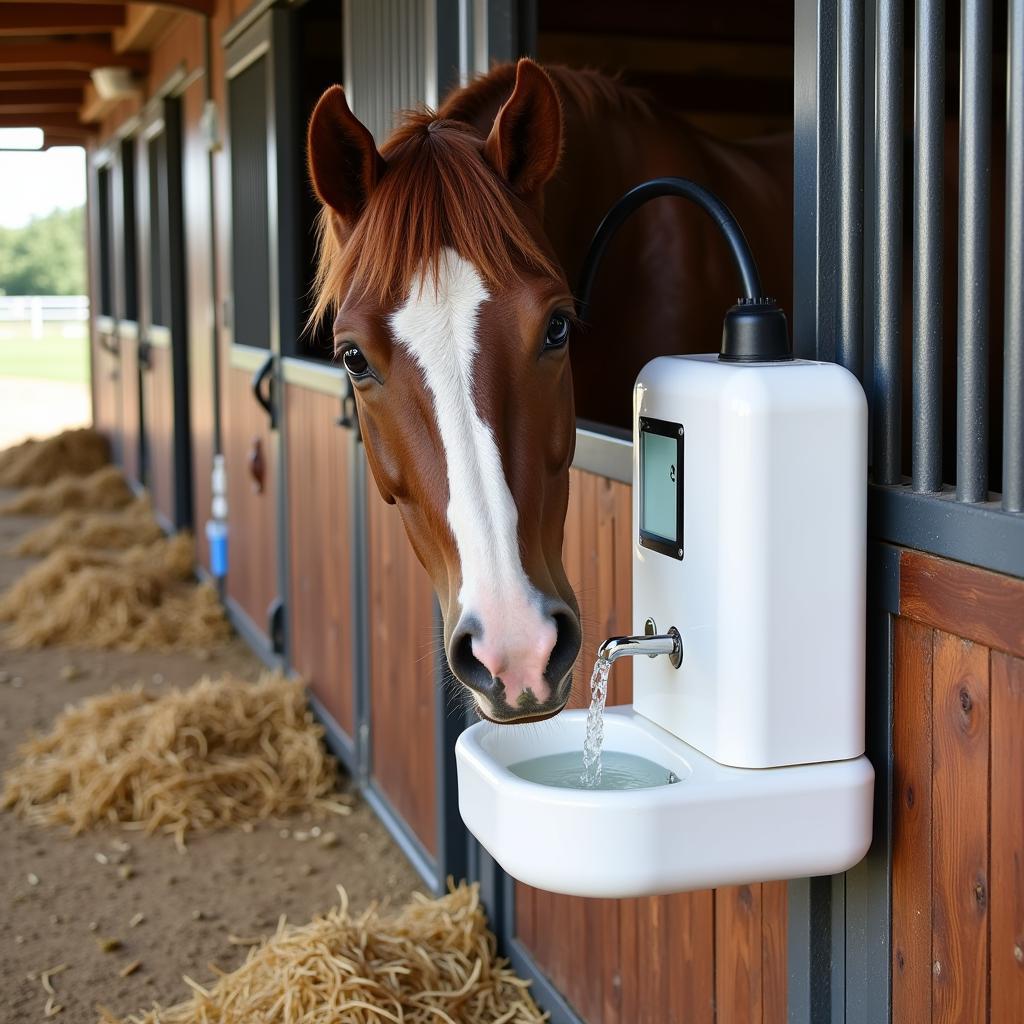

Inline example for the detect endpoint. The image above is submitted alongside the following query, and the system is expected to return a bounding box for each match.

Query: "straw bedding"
[12,497,163,556]
[98,882,547,1024]
[0,532,231,650]
[2,674,340,848]
[0,464,134,515]
[0,427,110,487]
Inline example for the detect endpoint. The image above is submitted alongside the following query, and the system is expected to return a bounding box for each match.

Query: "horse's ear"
[307,85,386,224]
[484,58,562,201]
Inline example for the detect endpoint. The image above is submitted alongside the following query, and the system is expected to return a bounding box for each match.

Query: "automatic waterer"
[455,180,874,898]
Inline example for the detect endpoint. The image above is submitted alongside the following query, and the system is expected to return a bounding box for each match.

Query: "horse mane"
[311,110,558,326]
[312,65,651,327]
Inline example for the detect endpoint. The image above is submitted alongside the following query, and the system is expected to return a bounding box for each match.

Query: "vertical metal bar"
[957,0,993,503]
[872,0,903,483]
[793,0,839,360]
[838,0,866,379]
[1005,0,1024,511]
[912,0,945,492]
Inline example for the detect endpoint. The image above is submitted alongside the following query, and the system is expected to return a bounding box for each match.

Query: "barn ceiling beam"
[113,4,177,53]
[0,41,148,72]
[0,111,95,134]
[0,4,127,34]
[8,0,214,16]
[0,70,92,89]
[0,88,83,113]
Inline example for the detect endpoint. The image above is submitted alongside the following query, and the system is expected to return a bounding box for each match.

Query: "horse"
[306,59,793,724]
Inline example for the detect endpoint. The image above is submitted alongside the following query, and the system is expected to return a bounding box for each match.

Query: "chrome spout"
[597,624,682,669]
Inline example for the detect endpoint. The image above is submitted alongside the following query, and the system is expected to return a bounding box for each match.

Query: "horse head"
[307,59,581,723]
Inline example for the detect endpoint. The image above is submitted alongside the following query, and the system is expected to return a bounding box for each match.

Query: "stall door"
[139,98,192,529]
[221,15,289,655]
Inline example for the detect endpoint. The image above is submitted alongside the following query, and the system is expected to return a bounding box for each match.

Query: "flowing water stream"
[580,656,612,786]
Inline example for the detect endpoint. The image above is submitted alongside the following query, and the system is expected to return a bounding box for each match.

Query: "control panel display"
[639,417,683,559]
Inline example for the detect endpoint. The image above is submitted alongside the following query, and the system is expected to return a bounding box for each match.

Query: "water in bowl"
[509,749,680,791]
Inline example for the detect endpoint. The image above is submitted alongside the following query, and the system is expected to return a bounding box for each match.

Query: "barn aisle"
[0,497,420,1024]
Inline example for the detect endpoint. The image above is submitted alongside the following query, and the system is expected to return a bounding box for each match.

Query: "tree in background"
[0,207,86,295]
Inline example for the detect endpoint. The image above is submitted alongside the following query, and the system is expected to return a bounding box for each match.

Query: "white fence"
[0,295,89,338]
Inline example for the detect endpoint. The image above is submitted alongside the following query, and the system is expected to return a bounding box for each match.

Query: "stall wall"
[891,551,1024,1024]
[285,383,357,735]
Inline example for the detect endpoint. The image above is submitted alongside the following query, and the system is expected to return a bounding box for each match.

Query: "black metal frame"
[139,93,193,530]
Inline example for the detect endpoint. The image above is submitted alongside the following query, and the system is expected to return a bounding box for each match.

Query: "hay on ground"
[0,464,133,515]
[0,427,110,488]
[12,498,163,556]
[0,532,230,651]
[98,882,547,1024]
[3,674,340,847]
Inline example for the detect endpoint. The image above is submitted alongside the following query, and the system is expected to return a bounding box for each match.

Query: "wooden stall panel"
[223,363,278,638]
[366,484,437,855]
[892,617,934,1022]
[141,343,176,525]
[118,330,141,484]
[285,385,355,736]
[990,651,1024,1021]
[91,328,122,458]
[892,551,1024,1024]
[518,468,786,1024]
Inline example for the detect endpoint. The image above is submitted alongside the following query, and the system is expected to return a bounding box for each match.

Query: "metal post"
[912,0,945,493]
[872,0,903,483]
[838,0,866,380]
[793,0,839,361]
[1004,0,1024,511]
[956,0,992,503]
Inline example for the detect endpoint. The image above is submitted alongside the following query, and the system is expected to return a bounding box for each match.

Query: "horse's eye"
[342,347,371,378]
[545,314,570,350]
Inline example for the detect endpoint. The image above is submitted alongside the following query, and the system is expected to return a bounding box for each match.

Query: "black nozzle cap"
[719,297,793,362]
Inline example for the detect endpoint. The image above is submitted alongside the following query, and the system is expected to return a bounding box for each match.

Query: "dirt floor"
[0,501,422,1024]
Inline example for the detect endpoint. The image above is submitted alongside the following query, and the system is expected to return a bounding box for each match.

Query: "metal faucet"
[597,619,683,669]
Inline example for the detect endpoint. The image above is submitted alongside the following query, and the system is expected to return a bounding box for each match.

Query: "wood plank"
[991,651,1024,1022]
[716,885,763,1024]
[114,3,178,53]
[0,41,148,72]
[891,617,934,1024]
[761,880,788,1023]
[901,549,1024,658]
[0,4,125,34]
[664,892,714,1024]
[931,631,989,1024]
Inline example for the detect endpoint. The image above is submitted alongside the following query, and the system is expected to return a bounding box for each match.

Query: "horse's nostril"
[448,624,495,696]
[546,609,582,691]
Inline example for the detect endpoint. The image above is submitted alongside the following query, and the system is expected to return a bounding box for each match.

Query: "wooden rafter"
[0,88,83,113]
[8,0,214,16]
[0,70,92,89]
[0,111,95,134]
[0,4,127,34]
[0,41,148,72]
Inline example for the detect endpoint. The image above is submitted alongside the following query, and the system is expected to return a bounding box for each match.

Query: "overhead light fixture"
[91,67,140,101]
[0,127,43,150]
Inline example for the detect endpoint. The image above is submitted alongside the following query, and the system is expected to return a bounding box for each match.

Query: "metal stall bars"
[794,0,1024,1021]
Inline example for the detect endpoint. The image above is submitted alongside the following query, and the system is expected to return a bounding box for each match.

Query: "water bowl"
[456,707,874,898]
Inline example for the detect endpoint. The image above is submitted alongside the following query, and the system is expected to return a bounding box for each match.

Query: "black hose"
[575,177,763,322]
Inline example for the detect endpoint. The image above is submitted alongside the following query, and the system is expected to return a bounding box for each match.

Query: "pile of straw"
[0,464,133,515]
[0,532,230,650]
[3,674,340,848]
[99,883,546,1024]
[12,497,163,556]
[0,427,109,487]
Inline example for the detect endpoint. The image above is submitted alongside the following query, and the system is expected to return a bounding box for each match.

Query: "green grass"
[0,324,90,384]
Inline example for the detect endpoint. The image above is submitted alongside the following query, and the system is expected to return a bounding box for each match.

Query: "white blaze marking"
[389,248,552,687]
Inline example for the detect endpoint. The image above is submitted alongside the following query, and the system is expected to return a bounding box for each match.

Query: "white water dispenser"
[455,181,874,898]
